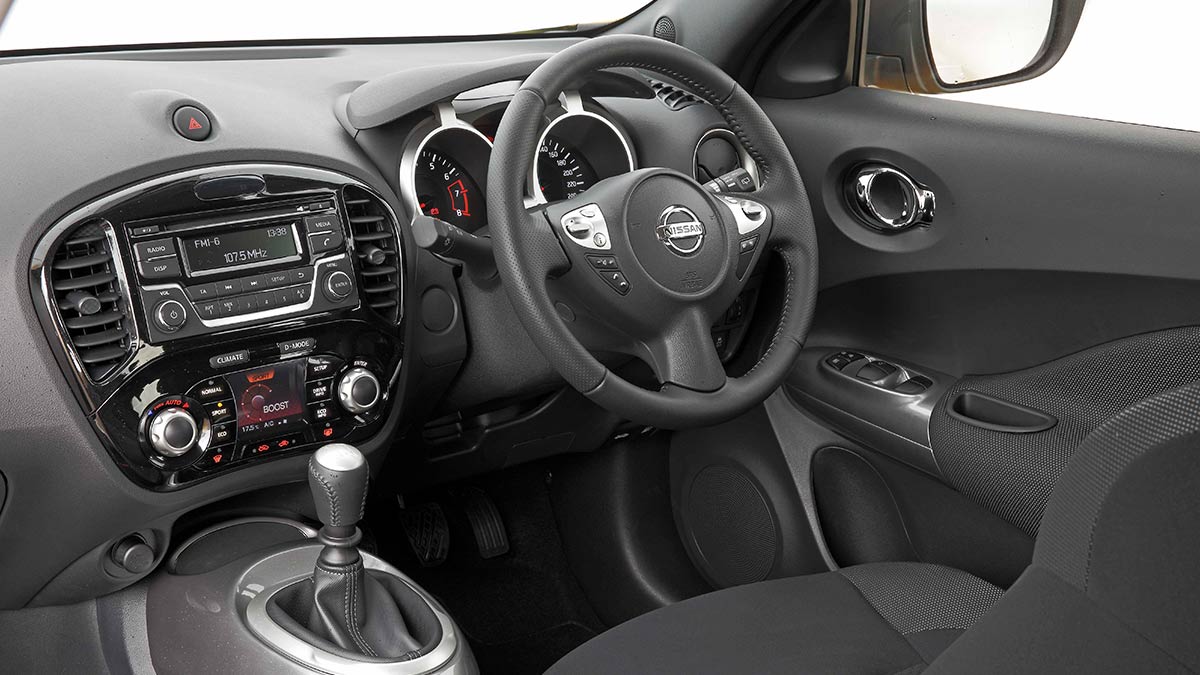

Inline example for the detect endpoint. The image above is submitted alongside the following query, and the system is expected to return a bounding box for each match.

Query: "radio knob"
[153,299,188,332]
[323,270,354,302]
[337,367,381,415]
[148,406,199,457]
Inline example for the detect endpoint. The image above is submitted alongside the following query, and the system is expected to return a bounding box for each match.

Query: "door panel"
[760,86,1200,575]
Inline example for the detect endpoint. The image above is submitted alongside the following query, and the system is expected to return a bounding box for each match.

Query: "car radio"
[127,198,359,344]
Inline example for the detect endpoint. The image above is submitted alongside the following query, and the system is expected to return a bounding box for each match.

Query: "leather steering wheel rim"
[487,34,819,429]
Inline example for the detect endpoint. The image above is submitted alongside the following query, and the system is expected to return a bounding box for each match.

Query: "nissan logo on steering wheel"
[656,205,705,256]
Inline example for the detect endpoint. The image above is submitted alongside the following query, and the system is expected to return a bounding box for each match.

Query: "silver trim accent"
[558,203,612,251]
[337,367,381,415]
[693,128,761,188]
[529,94,637,206]
[656,205,706,256]
[148,406,199,457]
[716,195,768,236]
[851,165,936,231]
[242,544,474,675]
[140,253,348,330]
[31,164,407,409]
[152,299,187,333]
[399,103,494,225]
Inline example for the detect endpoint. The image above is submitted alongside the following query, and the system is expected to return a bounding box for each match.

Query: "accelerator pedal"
[455,487,510,559]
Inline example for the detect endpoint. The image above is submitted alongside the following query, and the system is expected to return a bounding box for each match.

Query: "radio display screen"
[228,360,306,442]
[181,223,299,274]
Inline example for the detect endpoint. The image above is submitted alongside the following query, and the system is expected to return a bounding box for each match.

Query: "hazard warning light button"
[172,105,212,141]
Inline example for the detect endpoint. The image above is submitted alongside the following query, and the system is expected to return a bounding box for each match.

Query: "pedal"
[454,487,510,559]
[397,500,450,567]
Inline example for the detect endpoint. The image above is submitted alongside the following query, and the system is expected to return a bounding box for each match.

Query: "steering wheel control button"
[587,255,619,270]
[322,270,354,301]
[601,270,632,295]
[153,299,188,332]
[559,203,612,250]
[717,195,768,235]
[172,105,212,141]
[148,406,198,457]
[739,235,759,253]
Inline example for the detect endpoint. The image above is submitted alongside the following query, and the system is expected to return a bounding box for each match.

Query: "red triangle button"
[188,117,203,131]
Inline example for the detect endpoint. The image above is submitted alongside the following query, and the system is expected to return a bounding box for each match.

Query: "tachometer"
[537,137,599,202]
[415,149,485,230]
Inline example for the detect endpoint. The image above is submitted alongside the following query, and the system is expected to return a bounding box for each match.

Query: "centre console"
[30,164,407,489]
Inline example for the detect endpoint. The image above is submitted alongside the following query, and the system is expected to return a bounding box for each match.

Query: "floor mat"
[369,463,604,675]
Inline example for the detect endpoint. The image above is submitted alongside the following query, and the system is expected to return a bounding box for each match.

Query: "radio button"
[135,238,176,260]
[323,270,354,301]
[195,301,219,320]
[153,299,188,332]
[234,296,257,314]
[254,290,281,311]
[308,230,345,255]
[263,270,292,288]
[215,279,243,296]
[215,298,238,317]
[139,256,182,279]
[290,267,314,285]
[243,274,269,292]
[187,283,217,300]
[304,214,341,234]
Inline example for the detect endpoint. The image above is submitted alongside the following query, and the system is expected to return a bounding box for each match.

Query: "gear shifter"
[308,443,369,568]
[267,443,436,660]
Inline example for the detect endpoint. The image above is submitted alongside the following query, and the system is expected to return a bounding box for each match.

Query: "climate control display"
[228,360,306,442]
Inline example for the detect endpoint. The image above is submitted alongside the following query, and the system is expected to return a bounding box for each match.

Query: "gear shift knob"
[308,443,369,532]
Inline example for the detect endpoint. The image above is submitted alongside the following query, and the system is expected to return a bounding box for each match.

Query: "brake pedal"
[455,487,510,559]
[396,500,450,567]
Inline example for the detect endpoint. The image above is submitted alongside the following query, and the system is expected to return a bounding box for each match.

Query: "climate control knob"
[337,367,381,415]
[147,406,199,457]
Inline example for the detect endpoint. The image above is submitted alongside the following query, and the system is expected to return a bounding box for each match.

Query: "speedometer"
[415,148,485,230]
[537,137,599,202]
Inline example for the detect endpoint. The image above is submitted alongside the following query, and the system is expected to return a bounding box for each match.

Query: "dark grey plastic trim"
[946,390,1058,434]
[785,347,950,477]
[346,53,554,130]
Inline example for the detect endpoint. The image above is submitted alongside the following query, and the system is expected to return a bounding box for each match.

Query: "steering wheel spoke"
[642,306,726,393]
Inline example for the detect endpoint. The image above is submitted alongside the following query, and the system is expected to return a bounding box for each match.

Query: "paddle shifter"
[272,443,429,659]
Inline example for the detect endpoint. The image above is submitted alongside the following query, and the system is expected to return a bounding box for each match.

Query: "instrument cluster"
[400,93,636,234]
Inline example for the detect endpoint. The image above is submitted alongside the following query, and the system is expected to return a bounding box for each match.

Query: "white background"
[3,0,1198,133]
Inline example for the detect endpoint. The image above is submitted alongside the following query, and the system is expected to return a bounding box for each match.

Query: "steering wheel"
[487,35,818,429]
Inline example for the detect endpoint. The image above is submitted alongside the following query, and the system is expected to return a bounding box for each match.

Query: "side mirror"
[863,0,1085,94]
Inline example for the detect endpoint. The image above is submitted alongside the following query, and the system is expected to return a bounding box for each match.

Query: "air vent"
[648,78,703,111]
[48,222,134,381]
[343,186,402,323]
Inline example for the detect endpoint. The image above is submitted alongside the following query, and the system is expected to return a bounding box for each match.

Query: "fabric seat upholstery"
[550,381,1200,674]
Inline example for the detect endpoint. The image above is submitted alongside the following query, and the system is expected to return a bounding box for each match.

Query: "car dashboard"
[0,37,761,607]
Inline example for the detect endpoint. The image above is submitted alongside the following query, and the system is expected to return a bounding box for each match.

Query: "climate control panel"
[135,352,386,484]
